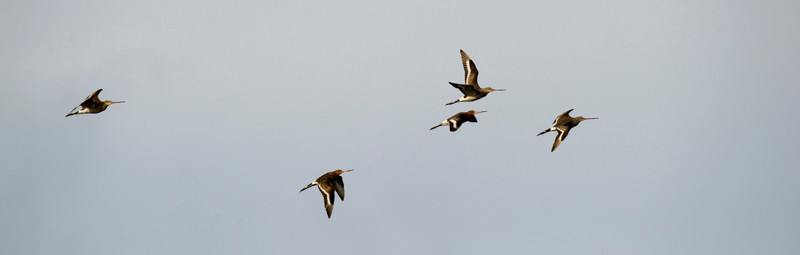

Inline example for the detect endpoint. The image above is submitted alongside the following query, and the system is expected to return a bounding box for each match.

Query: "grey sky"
[2,0,799,254]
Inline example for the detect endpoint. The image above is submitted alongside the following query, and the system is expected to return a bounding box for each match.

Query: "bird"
[65,89,125,117]
[299,169,354,218]
[430,110,487,132]
[446,49,505,105]
[537,109,598,152]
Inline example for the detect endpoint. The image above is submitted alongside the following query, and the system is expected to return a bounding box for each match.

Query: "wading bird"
[65,89,125,117]
[446,49,504,105]
[430,110,487,132]
[300,169,354,218]
[537,109,597,152]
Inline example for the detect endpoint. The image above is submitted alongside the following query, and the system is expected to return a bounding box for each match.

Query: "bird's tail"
[299,182,316,192]
[537,128,552,136]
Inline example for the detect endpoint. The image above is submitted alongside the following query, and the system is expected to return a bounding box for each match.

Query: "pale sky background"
[2,0,799,254]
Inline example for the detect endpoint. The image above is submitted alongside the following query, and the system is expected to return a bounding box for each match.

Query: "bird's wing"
[449,82,479,97]
[554,109,574,124]
[551,129,566,152]
[460,50,479,87]
[79,89,104,109]
[318,186,335,218]
[466,114,478,123]
[558,126,571,141]
[448,118,459,132]
[89,89,103,104]
[333,176,345,201]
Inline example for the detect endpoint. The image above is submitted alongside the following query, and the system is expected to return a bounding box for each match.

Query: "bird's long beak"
[343,169,354,172]
[584,117,598,120]
[493,89,506,91]
[475,110,487,114]
[112,101,125,104]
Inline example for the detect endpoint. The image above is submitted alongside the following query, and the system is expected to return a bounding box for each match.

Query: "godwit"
[537,109,597,152]
[65,89,125,117]
[446,49,504,105]
[430,110,487,132]
[300,169,354,218]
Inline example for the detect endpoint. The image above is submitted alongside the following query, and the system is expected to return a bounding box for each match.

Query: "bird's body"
[537,109,597,151]
[65,89,125,117]
[446,49,504,105]
[430,110,486,132]
[299,169,353,218]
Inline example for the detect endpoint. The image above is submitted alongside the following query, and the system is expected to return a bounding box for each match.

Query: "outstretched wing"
[333,176,345,201]
[449,82,479,97]
[551,127,571,152]
[448,118,459,132]
[554,109,574,124]
[80,89,104,109]
[460,49,479,86]
[318,186,336,218]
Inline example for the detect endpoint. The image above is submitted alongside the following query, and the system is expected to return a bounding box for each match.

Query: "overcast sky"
[2,0,799,254]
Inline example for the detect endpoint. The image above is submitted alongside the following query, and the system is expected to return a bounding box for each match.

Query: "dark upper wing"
[466,114,478,123]
[448,118,459,132]
[333,176,345,201]
[318,185,335,218]
[551,128,568,152]
[554,109,574,124]
[460,50,479,86]
[80,89,104,108]
[89,89,103,104]
[449,82,479,97]
[558,126,571,141]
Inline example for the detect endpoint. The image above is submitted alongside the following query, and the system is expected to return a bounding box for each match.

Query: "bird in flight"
[446,49,504,105]
[537,109,597,151]
[430,110,487,132]
[300,169,354,218]
[65,89,125,117]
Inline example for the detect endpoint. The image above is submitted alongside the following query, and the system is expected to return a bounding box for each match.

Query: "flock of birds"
[64,49,598,218]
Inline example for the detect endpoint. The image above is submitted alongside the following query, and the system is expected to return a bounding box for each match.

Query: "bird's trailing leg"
[537,127,555,136]
[430,121,448,130]
[445,99,460,106]
[299,182,317,192]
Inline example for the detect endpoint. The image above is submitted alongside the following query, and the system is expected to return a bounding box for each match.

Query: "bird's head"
[485,87,505,93]
[101,100,125,110]
[333,169,354,175]
[104,100,125,105]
